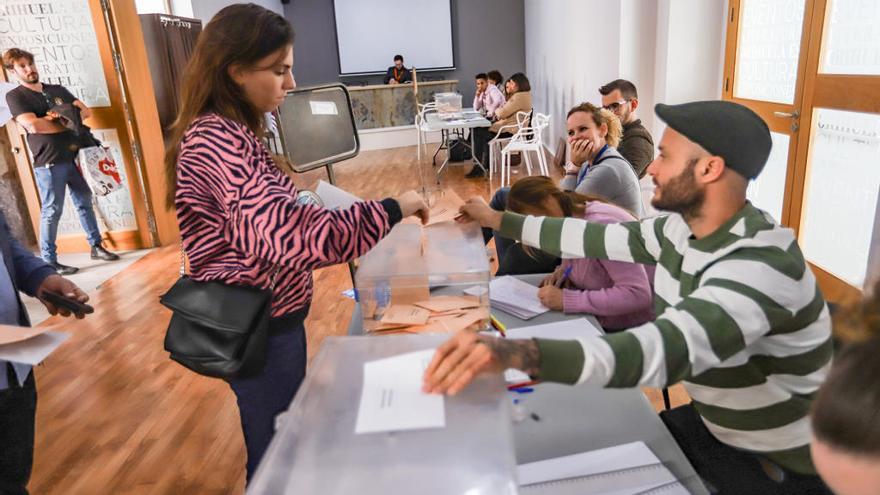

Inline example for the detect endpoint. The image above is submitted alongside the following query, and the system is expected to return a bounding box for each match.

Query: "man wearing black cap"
[423,100,833,493]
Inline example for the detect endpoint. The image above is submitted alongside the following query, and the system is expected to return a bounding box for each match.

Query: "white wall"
[619,0,658,139]
[525,0,727,147]
[652,0,728,140]
[524,0,621,147]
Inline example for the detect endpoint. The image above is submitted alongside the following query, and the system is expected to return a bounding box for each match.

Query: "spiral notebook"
[518,442,688,495]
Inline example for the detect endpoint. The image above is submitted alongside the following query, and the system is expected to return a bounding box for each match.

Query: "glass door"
[724,0,880,301]
[790,0,880,301]
[723,0,813,225]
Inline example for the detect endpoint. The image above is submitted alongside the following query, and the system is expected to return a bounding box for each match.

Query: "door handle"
[773,110,800,119]
[11,147,20,154]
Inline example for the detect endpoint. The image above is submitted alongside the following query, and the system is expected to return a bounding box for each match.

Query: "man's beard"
[651,160,704,221]
[24,73,38,83]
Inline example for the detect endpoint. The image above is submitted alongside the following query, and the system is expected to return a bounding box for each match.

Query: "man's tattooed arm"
[481,336,541,377]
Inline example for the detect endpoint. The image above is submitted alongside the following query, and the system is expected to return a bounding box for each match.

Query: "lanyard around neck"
[576,144,610,187]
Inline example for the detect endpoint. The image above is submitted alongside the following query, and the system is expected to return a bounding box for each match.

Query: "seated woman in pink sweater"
[506,176,654,331]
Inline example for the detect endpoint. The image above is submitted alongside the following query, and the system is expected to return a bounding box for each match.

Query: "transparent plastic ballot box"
[355,221,491,333]
[434,91,463,114]
[247,335,518,495]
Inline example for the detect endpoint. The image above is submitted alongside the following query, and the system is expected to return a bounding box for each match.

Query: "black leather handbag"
[159,251,278,379]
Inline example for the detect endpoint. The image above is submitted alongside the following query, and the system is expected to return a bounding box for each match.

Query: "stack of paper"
[518,441,688,494]
[489,276,550,320]
[355,349,445,434]
[364,295,488,334]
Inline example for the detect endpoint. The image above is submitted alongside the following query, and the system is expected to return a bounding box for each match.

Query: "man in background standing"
[3,48,119,275]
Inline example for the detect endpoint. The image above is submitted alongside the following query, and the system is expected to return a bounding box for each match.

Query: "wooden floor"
[28,146,688,493]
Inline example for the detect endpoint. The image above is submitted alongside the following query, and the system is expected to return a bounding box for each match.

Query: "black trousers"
[660,404,831,494]
[0,365,36,495]
[472,128,512,168]
[227,310,308,483]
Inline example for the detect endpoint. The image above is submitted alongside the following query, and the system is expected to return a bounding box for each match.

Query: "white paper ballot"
[315,180,362,210]
[355,349,445,434]
[0,331,69,365]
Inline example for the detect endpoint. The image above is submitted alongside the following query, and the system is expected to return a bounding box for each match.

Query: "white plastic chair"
[488,110,532,183]
[415,102,438,161]
[498,112,551,187]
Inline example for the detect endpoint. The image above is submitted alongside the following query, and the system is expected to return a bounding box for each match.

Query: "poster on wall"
[0,0,112,107]
[57,128,137,236]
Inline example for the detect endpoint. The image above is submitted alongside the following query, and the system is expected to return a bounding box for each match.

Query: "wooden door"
[0,0,156,252]
[724,0,880,302]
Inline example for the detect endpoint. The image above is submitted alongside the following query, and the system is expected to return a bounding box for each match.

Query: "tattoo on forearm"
[484,337,541,377]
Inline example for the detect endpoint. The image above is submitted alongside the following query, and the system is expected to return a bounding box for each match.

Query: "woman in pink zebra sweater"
[162,4,429,482]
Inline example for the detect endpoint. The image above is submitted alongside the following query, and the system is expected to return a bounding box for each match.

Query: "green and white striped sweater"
[499,202,832,475]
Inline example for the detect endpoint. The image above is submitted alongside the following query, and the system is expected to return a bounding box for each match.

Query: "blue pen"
[511,387,534,394]
[555,266,573,288]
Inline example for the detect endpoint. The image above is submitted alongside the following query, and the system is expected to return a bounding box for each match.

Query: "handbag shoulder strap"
[179,245,281,290]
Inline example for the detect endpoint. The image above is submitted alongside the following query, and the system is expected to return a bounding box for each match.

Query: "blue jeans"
[228,308,309,483]
[33,161,102,262]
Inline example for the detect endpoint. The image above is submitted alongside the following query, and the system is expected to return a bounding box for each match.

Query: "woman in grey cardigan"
[561,102,644,217]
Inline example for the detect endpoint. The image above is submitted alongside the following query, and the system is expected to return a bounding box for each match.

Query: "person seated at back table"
[466,72,532,179]
[487,70,504,95]
[473,72,505,119]
[383,54,411,85]
[504,176,654,331]
[425,100,834,494]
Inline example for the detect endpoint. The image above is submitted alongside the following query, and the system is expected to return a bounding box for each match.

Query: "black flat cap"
[655,101,771,180]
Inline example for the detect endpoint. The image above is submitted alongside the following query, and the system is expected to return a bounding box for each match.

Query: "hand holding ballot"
[422,332,540,396]
[455,197,502,230]
[395,190,430,225]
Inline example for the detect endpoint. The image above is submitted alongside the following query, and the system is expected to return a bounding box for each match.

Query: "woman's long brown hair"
[163,3,294,209]
[505,176,634,259]
[506,176,629,218]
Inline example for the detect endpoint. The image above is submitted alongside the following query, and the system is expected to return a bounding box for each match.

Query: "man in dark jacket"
[599,79,655,178]
[384,54,412,84]
[0,209,90,495]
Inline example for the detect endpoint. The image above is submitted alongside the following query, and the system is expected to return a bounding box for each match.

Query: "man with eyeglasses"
[3,48,119,275]
[599,79,654,178]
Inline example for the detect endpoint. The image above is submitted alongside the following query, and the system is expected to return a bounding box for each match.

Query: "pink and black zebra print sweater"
[175,113,395,317]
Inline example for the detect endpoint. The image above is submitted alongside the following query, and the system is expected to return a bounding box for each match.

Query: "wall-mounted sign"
[0,0,112,107]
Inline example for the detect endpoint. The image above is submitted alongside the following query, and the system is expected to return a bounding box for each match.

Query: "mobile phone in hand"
[40,291,94,315]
